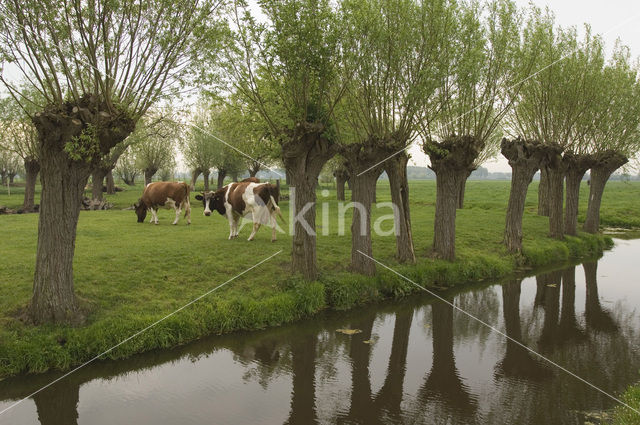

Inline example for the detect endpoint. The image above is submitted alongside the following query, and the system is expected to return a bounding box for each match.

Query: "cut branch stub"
[591,150,628,172]
[423,135,484,172]
[500,137,546,171]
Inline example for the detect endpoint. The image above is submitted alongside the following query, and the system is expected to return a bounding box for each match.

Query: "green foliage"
[609,383,640,424]
[64,124,100,162]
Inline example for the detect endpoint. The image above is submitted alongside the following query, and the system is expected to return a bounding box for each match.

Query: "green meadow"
[0,179,637,379]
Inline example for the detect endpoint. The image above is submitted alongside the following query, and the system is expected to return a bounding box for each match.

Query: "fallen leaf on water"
[336,328,362,335]
[424,324,431,328]
[546,284,557,287]
[363,340,373,344]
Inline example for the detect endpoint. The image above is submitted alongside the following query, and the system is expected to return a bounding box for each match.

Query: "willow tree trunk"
[348,171,379,275]
[432,167,462,260]
[584,152,628,233]
[22,158,40,212]
[249,165,260,177]
[30,128,88,323]
[547,166,565,239]
[144,168,157,186]
[217,170,226,189]
[105,170,116,194]
[202,169,210,191]
[0,173,6,186]
[9,173,15,184]
[336,175,346,201]
[385,152,415,263]
[563,153,594,236]
[283,125,336,280]
[501,138,544,252]
[190,168,201,190]
[28,102,134,324]
[424,136,483,261]
[91,168,107,201]
[538,167,550,216]
[456,169,473,209]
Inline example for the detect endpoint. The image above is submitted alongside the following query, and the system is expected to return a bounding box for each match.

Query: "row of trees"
[0,0,638,324]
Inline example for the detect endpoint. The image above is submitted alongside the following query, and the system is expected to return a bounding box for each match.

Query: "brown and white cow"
[195,181,283,241]
[134,182,191,225]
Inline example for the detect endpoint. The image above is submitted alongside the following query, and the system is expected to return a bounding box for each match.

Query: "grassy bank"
[0,180,631,379]
[609,385,640,424]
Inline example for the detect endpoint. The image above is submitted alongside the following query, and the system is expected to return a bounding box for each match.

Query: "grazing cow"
[134,182,191,225]
[242,177,260,183]
[196,181,283,241]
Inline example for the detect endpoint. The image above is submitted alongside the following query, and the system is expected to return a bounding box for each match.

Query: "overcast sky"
[408,0,640,172]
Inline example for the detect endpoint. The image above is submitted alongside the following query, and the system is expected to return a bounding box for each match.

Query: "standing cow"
[134,182,191,225]
[196,181,283,241]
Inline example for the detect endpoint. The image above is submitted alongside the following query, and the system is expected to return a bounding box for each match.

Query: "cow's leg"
[226,211,235,240]
[185,200,191,225]
[248,221,261,241]
[152,208,159,224]
[233,216,240,238]
[271,213,277,242]
[173,206,181,225]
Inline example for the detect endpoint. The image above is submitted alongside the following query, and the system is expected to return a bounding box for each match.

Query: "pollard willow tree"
[507,13,605,241]
[421,0,523,260]
[0,0,223,324]
[223,0,347,280]
[184,104,220,191]
[132,111,180,185]
[337,0,456,272]
[580,44,640,233]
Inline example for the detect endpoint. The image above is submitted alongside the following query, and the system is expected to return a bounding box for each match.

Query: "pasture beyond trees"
[1,179,638,378]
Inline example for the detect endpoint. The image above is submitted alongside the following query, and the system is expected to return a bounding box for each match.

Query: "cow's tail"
[267,185,286,225]
[183,182,191,218]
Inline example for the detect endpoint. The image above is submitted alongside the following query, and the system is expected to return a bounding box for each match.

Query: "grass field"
[0,178,635,379]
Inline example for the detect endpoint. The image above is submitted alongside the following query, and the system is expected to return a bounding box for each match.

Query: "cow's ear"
[195,194,203,201]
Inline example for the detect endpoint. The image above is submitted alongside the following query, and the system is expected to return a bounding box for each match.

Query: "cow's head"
[195,191,225,216]
[134,199,147,223]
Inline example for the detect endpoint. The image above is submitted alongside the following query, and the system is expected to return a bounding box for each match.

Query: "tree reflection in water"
[3,254,640,425]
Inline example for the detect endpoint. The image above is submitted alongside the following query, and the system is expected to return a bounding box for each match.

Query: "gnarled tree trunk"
[502,138,544,252]
[22,157,40,213]
[334,166,349,202]
[563,152,595,236]
[144,168,157,186]
[342,143,386,276]
[583,151,628,233]
[248,163,261,177]
[29,99,135,324]
[539,143,564,239]
[91,167,108,201]
[190,168,202,190]
[202,169,210,191]
[456,168,474,209]
[385,151,415,263]
[283,123,336,280]
[105,170,116,194]
[217,169,226,189]
[537,167,550,216]
[424,136,483,261]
